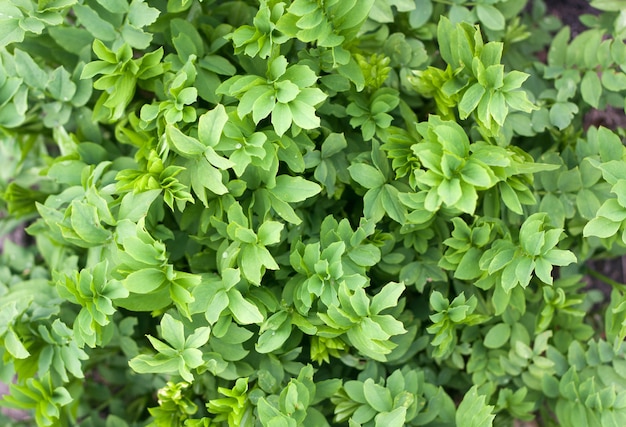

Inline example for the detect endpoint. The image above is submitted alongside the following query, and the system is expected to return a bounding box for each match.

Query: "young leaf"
[456,386,495,427]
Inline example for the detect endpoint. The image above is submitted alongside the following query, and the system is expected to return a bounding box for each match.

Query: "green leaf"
[598,198,626,221]
[583,216,621,238]
[601,70,626,91]
[228,289,264,324]
[459,84,485,119]
[461,162,493,188]
[188,157,228,199]
[257,221,284,246]
[272,101,293,136]
[4,327,30,359]
[363,379,393,412]
[73,4,117,40]
[476,4,505,31]
[290,99,321,130]
[348,163,386,189]
[95,0,129,13]
[598,127,624,162]
[270,175,321,203]
[47,67,77,102]
[256,316,292,353]
[160,313,185,350]
[483,323,511,349]
[118,190,160,221]
[549,102,578,130]
[409,0,433,28]
[456,386,495,427]
[590,0,626,11]
[492,284,511,315]
[502,71,529,91]
[128,0,160,28]
[70,200,111,244]
[14,49,47,90]
[166,125,205,157]
[542,249,576,266]
[581,71,602,108]
[321,133,348,158]
[198,105,229,147]
[489,91,507,126]
[439,178,463,207]
[374,407,407,427]
[381,184,406,223]
[123,268,166,294]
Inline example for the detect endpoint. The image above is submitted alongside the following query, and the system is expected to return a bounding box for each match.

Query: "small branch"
[586,268,626,292]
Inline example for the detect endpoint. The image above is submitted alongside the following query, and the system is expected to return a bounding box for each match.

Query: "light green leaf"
[438,178,463,207]
[198,105,228,147]
[256,317,292,353]
[270,175,321,203]
[409,0,433,28]
[456,386,495,427]
[381,184,406,223]
[542,249,577,266]
[123,268,166,294]
[73,4,117,40]
[549,102,578,130]
[160,313,185,350]
[289,99,320,129]
[459,84,485,119]
[370,282,405,314]
[4,328,30,359]
[118,190,160,221]
[349,163,386,189]
[229,289,264,324]
[601,70,626,92]
[70,200,111,244]
[257,221,284,246]
[95,0,129,13]
[476,4,505,31]
[363,380,393,412]
[166,125,205,157]
[374,407,407,427]
[47,67,77,102]
[583,216,621,238]
[483,323,511,349]
[502,71,529,91]
[590,0,626,11]
[489,91,508,126]
[461,162,493,188]
[581,71,602,108]
[272,101,293,136]
[14,49,47,90]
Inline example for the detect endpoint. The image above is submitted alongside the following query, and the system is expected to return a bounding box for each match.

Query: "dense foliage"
[3,0,626,425]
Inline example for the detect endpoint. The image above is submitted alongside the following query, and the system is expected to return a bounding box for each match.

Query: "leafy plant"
[3,0,626,426]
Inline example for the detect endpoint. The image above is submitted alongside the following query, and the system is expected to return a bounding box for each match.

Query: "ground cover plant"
[3,0,626,425]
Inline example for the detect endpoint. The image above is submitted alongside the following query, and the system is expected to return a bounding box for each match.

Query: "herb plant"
[2,0,626,426]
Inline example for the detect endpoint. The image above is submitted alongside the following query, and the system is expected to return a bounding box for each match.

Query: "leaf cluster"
[3,1,626,426]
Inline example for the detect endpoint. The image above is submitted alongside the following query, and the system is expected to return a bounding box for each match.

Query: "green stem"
[586,268,626,292]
